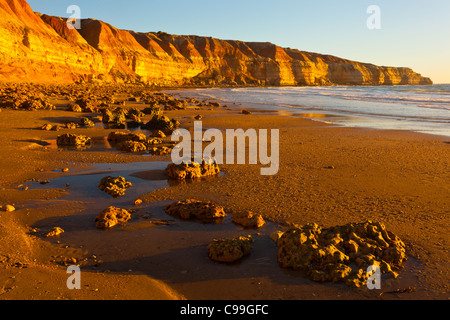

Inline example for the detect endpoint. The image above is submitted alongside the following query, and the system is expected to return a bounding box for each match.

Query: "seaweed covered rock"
[95,206,131,229]
[207,235,254,263]
[98,176,132,198]
[276,221,407,287]
[166,158,220,180]
[142,115,178,135]
[232,210,265,229]
[164,199,226,223]
[56,133,91,147]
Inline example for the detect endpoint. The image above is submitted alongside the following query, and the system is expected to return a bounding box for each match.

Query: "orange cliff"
[0,0,433,86]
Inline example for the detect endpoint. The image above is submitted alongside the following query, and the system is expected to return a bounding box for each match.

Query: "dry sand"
[0,94,448,300]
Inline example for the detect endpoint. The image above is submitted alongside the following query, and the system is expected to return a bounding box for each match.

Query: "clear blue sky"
[28,0,450,83]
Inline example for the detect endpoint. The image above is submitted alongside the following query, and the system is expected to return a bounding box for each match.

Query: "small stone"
[45,227,64,238]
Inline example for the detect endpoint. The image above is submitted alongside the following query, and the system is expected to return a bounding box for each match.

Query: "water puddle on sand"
[26,161,423,299]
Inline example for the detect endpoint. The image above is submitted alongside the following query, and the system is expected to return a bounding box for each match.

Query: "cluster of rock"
[97,176,132,198]
[165,158,220,180]
[164,199,226,223]
[56,133,91,147]
[275,221,407,287]
[95,206,132,229]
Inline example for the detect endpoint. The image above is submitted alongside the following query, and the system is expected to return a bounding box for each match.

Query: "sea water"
[175,85,450,138]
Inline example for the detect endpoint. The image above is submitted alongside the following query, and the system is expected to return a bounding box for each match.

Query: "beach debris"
[276,221,407,288]
[207,235,254,263]
[56,133,91,147]
[44,227,64,238]
[98,176,132,198]
[164,199,226,223]
[231,210,265,229]
[95,206,131,229]
[165,158,220,180]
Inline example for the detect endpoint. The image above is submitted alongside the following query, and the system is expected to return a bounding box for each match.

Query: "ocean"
[174,84,450,138]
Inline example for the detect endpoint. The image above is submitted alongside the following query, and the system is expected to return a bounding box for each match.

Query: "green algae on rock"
[276,221,407,288]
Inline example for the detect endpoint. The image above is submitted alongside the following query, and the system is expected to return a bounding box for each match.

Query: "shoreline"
[164,86,450,140]
[0,86,448,300]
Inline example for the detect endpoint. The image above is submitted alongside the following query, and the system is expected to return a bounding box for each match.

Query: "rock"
[107,131,148,144]
[276,221,407,287]
[165,158,220,180]
[44,227,64,238]
[151,130,166,138]
[207,235,254,263]
[56,134,91,147]
[142,106,163,116]
[194,115,202,120]
[116,140,147,153]
[142,115,178,135]
[241,109,252,115]
[95,206,131,229]
[149,145,172,155]
[79,117,95,127]
[164,199,226,223]
[65,122,78,129]
[98,176,132,198]
[231,210,265,228]
[66,102,82,112]
[102,107,127,124]
[3,205,15,212]
[40,123,54,131]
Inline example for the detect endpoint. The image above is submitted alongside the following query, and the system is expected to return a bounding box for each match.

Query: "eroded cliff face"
[0,0,433,86]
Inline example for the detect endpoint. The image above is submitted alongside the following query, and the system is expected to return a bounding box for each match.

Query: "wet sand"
[0,93,448,300]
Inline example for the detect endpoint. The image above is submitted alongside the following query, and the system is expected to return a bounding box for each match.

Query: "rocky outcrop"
[0,0,433,86]
[98,176,132,198]
[207,235,254,263]
[95,207,131,229]
[276,221,407,288]
[164,199,226,223]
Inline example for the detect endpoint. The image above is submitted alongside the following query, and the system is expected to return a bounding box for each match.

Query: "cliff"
[0,0,433,86]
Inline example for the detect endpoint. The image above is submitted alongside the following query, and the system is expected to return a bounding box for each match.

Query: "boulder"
[102,107,127,124]
[116,140,148,153]
[98,176,132,198]
[166,158,220,180]
[95,206,131,229]
[276,221,407,287]
[56,134,91,147]
[142,115,178,135]
[232,210,265,228]
[207,235,254,263]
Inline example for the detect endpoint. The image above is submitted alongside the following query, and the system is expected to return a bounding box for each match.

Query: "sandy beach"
[0,86,448,300]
